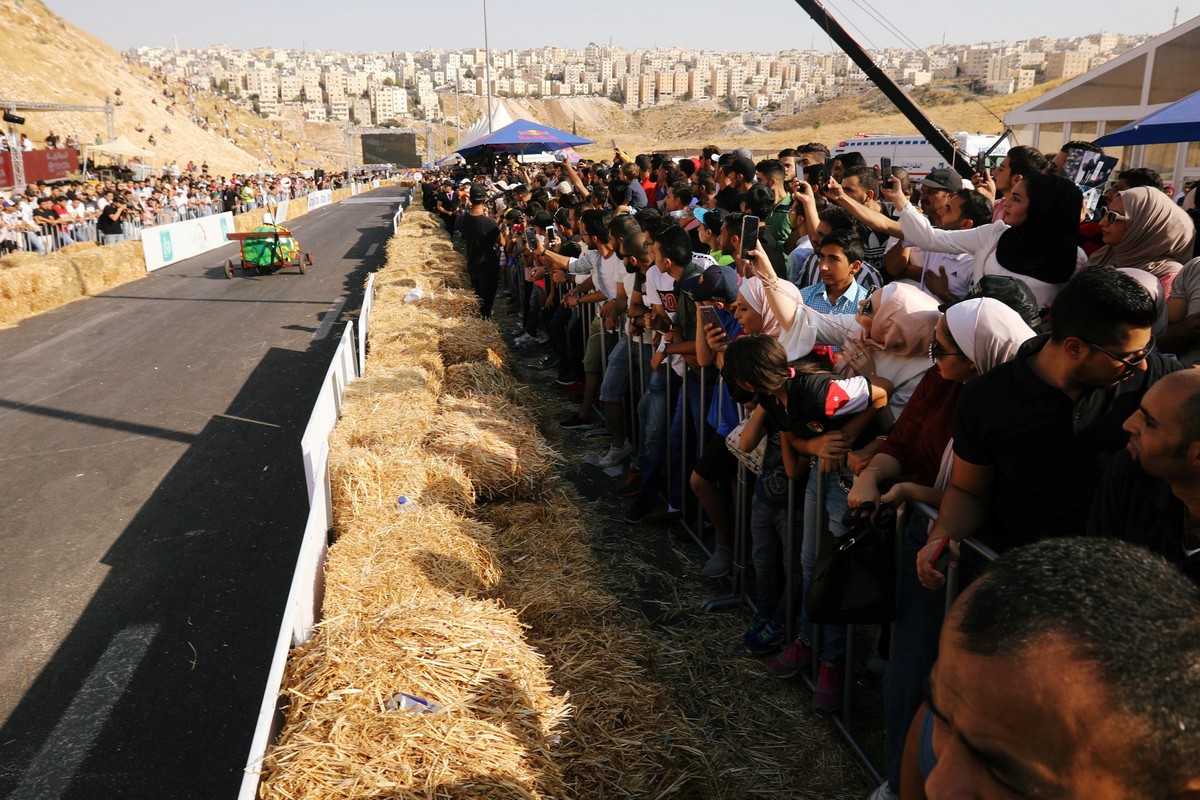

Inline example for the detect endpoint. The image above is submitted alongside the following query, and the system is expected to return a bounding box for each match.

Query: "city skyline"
[45,0,1191,54]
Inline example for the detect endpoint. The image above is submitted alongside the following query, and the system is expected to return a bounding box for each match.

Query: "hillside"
[0,0,345,178]
[7,0,1064,177]
[441,79,1063,161]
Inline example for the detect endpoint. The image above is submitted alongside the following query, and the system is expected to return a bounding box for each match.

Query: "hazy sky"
[44,0,1195,53]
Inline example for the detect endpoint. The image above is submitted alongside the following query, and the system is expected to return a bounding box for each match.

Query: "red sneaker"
[766,636,813,679]
[813,660,844,714]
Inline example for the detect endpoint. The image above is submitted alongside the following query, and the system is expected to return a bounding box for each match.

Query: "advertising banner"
[141,212,235,272]
[0,148,80,187]
[305,189,333,213]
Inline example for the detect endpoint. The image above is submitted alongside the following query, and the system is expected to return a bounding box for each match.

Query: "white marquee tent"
[456,101,516,152]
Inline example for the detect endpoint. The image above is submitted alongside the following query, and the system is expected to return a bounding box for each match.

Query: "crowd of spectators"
[0,169,357,255]
[421,137,1200,799]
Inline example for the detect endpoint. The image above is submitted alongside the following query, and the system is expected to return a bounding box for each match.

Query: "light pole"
[483,0,494,133]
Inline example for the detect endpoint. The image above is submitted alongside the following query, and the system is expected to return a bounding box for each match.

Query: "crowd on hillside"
[420,139,1200,799]
[0,169,357,254]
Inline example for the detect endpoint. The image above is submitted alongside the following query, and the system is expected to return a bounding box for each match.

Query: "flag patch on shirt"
[825,377,872,417]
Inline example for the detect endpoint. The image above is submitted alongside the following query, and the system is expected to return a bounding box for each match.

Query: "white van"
[831,131,1010,179]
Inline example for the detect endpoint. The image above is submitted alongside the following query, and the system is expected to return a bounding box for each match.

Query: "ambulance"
[830,131,1011,178]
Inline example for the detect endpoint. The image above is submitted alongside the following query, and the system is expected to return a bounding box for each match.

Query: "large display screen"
[361,133,419,168]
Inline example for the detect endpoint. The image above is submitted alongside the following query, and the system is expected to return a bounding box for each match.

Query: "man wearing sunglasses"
[918,266,1186,590]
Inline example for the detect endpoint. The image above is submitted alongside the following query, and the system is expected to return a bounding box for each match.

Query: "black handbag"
[807,502,897,625]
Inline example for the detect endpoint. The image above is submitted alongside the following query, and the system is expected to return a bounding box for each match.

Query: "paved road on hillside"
[0,187,406,800]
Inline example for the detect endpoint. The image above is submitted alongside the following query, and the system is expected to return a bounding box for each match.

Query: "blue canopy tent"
[1094,89,1200,147]
[455,118,594,160]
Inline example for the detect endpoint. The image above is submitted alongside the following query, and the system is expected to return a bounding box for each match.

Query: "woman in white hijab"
[853,297,1035,795]
[883,297,1037,508]
[1117,267,1169,338]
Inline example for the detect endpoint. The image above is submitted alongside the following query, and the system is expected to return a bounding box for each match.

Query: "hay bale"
[435,290,481,320]
[69,242,146,295]
[323,501,498,607]
[331,387,439,450]
[0,260,84,326]
[478,496,619,632]
[439,318,507,367]
[261,600,570,800]
[330,437,475,518]
[57,240,98,255]
[443,362,521,404]
[425,395,558,500]
[0,251,47,270]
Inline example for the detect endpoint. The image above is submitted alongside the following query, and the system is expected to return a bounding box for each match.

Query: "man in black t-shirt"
[919,267,1184,589]
[97,196,128,244]
[458,184,502,318]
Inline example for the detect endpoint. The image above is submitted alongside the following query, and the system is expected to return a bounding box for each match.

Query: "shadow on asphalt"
[0,192,409,799]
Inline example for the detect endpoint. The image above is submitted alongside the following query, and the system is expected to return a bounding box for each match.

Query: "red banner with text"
[0,149,80,188]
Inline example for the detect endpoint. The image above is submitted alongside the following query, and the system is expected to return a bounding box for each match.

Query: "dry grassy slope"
[1,0,344,176]
[442,79,1063,161]
[7,0,1062,177]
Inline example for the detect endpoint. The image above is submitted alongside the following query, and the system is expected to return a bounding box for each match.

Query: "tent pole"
[483,0,494,133]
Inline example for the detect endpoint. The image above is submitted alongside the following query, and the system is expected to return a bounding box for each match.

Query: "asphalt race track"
[0,186,407,799]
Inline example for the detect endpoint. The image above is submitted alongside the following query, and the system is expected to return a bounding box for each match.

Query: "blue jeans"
[750,495,791,620]
[635,360,670,485]
[883,510,947,791]
[523,284,545,335]
[800,468,851,664]
[666,369,702,510]
[598,333,630,402]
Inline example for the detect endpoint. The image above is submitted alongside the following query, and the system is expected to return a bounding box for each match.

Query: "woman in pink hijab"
[1087,185,1196,293]
[745,243,939,421]
[840,282,941,426]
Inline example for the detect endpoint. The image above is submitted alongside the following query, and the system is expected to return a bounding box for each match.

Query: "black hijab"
[994,173,1082,285]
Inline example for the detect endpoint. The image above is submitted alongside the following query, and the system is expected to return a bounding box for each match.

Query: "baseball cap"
[468,184,488,203]
[920,168,965,192]
[692,206,728,236]
[556,182,574,195]
[689,263,740,304]
[727,156,757,183]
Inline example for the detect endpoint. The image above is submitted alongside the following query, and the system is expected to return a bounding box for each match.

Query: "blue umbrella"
[456,118,594,159]
[1094,89,1200,147]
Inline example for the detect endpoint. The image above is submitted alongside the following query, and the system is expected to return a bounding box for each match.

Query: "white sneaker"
[514,333,534,346]
[866,782,898,800]
[598,441,635,468]
[702,545,733,578]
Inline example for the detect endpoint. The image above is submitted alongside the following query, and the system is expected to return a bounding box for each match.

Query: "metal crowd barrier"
[644,369,1001,782]
[507,237,1006,786]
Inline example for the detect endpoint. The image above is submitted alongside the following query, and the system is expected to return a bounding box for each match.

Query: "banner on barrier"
[274,199,291,223]
[306,189,333,213]
[141,212,235,272]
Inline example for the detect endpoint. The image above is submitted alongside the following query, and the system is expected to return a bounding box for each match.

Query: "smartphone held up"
[740,215,760,260]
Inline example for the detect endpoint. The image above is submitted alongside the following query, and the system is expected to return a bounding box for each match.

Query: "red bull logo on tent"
[517,128,559,141]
